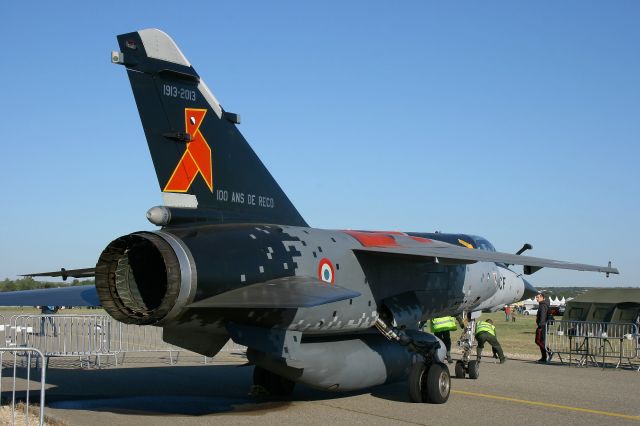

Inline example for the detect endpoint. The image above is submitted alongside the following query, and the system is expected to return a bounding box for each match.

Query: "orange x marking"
[164,108,213,192]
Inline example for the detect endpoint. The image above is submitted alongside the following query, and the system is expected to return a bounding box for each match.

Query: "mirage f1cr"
[9,29,618,404]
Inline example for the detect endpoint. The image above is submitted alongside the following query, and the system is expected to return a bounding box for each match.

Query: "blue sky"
[0,1,638,287]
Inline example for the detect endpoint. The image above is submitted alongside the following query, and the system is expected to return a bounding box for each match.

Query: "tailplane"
[113,29,307,227]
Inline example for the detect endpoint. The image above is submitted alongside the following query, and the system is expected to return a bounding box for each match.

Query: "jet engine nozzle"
[95,231,195,325]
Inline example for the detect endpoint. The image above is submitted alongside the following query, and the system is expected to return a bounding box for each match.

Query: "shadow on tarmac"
[32,363,384,417]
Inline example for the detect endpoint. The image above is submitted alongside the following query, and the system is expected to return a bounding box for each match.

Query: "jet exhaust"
[95,232,191,325]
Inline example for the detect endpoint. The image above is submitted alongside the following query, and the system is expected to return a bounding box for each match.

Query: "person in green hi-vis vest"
[475,319,506,363]
[429,316,462,363]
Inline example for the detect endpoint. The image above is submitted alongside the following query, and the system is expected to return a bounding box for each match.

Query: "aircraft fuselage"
[95,224,528,341]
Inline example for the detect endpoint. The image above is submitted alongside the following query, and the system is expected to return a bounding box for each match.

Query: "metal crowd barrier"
[10,315,114,368]
[110,321,180,365]
[6,314,246,368]
[0,347,46,426]
[0,314,7,347]
[546,320,639,369]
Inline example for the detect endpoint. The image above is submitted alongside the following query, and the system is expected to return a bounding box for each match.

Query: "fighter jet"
[3,29,618,404]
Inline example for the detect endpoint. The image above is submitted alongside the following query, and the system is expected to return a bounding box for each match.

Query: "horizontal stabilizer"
[188,276,361,309]
[354,246,619,275]
[0,285,100,307]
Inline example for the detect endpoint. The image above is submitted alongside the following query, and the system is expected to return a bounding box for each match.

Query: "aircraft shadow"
[10,363,408,416]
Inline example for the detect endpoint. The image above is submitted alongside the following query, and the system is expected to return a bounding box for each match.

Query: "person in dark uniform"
[39,305,60,336]
[475,319,506,363]
[535,292,553,364]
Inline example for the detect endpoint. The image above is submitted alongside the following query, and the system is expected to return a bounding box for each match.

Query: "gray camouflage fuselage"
[96,223,528,391]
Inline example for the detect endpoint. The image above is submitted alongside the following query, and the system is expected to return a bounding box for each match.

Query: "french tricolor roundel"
[318,258,335,284]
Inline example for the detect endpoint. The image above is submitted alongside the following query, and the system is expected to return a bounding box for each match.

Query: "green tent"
[565,288,640,324]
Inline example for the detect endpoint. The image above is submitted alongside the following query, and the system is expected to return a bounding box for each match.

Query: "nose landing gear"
[454,318,480,379]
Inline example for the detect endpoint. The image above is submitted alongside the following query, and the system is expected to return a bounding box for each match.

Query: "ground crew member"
[475,318,506,364]
[430,316,459,363]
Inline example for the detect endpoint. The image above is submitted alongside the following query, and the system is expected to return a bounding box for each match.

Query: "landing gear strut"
[375,317,450,404]
[455,317,479,379]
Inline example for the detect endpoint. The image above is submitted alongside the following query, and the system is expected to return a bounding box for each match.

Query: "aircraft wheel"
[454,361,466,379]
[408,361,428,402]
[425,363,450,403]
[408,362,450,404]
[467,360,480,380]
[253,366,296,396]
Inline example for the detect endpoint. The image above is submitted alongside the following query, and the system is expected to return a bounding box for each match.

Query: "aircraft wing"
[353,245,618,275]
[0,285,100,307]
[189,276,361,308]
[22,267,96,280]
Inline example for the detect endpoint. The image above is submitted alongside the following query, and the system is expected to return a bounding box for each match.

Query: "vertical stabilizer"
[113,29,307,227]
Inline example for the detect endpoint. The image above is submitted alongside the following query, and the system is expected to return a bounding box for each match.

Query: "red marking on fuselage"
[343,230,433,247]
[366,231,407,236]
[342,230,399,247]
[409,236,433,244]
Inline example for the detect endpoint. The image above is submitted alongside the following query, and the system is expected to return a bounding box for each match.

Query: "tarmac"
[30,352,640,425]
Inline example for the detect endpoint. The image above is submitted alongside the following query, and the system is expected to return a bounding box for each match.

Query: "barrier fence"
[0,314,247,424]
[0,348,46,426]
[0,314,6,346]
[546,320,639,369]
[5,314,246,369]
[2,315,639,370]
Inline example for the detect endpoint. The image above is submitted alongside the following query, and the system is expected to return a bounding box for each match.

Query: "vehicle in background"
[548,305,565,316]
[523,305,565,316]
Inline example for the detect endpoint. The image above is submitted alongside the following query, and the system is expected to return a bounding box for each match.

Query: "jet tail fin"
[113,29,307,227]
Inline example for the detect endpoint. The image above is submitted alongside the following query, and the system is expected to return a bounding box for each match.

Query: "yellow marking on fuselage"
[457,239,474,249]
[452,390,640,421]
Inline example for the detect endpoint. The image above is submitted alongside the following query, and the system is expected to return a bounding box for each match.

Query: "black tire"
[408,362,450,404]
[408,362,429,403]
[468,360,480,379]
[424,363,450,404]
[454,361,466,379]
[253,366,296,396]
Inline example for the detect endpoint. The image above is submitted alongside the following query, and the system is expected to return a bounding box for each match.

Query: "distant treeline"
[535,286,637,300]
[0,277,95,292]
